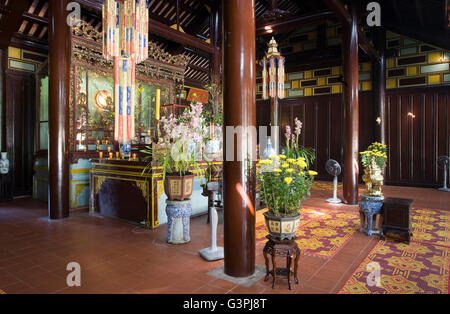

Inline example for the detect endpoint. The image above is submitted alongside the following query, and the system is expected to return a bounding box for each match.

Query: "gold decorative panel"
[386,32,450,89]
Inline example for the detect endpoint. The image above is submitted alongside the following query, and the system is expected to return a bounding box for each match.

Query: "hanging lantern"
[103,0,149,145]
[262,37,285,100]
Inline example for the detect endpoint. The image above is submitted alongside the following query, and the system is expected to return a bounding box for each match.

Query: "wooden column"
[48,0,71,219]
[210,5,221,79]
[0,48,5,152]
[222,0,256,277]
[341,4,359,205]
[374,28,386,144]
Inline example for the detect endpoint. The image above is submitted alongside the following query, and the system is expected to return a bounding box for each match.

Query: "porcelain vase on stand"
[166,199,192,244]
[360,162,385,236]
[0,152,9,174]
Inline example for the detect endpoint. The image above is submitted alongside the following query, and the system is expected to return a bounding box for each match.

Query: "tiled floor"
[0,182,448,294]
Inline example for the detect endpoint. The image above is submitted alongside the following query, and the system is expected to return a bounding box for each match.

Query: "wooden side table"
[382,197,413,243]
[263,236,300,290]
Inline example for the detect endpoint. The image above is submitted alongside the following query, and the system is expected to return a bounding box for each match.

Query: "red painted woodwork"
[269,93,373,183]
[256,86,450,189]
[4,70,36,196]
[223,0,257,278]
[385,87,450,188]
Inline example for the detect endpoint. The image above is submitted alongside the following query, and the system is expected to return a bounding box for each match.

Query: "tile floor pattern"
[0,183,449,294]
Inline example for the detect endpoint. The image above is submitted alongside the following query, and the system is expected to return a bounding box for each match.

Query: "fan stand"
[438,164,450,192]
[326,175,342,203]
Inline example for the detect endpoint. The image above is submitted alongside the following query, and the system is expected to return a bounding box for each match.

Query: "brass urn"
[362,159,384,197]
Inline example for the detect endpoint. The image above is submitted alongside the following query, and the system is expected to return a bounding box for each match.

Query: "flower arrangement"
[283,118,315,167]
[257,154,317,217]
[141,101,210,180]
[360,142,388,169]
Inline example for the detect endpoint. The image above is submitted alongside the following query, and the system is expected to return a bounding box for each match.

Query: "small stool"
[263,236,300,290]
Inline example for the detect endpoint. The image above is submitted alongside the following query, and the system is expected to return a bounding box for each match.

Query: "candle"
[99,152,103,159]
[105,140,109,145]
[210,122,214,139]
[147,129,151,137]
[155,88,161,120]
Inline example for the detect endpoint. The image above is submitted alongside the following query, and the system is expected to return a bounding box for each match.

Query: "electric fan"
[437,156,450,192]
[325,159,342,203]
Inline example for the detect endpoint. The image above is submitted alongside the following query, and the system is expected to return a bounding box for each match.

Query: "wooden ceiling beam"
[414,0,425,28]
[391,0,402,22]
[358,29,380,63]
[444,0,449,31]
[0,0,30,48]
[385,22,450,51]
[322,0,351,25]
[256,11,335,36]
[323,0,380,63]
[76,0,214,54]
[23,12,48,25]
[149,17,214,54]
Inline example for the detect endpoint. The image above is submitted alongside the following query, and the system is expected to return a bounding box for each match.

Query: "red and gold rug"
[256,207,360,259]
[339,208,450,294]
[311,182,343,192]
[411,208,450,247]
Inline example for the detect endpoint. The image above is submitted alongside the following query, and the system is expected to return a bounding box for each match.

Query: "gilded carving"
[73,183,89,207]
[95,176,107,195]
[136,180,148,199]
[71,20,189,83]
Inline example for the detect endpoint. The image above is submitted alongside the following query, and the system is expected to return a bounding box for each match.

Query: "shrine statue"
[362,159,384,197]
[0,152,9,175]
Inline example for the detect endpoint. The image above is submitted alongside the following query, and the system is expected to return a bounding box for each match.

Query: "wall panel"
[384,87,450,187]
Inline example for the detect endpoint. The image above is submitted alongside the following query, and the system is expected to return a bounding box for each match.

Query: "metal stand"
[199,182,224,261]
[359,195,384,236]
[326,176,342,203]
[438,164,450,192]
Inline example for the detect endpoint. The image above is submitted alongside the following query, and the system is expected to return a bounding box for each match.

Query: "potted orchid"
[258,118,317,240]
[141,102,208,201]
[283,118,315,167]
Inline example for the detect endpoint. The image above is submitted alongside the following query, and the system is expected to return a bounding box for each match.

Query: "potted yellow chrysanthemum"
[257,154,317,240]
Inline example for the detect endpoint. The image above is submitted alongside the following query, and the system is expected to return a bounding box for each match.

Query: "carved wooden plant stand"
[263,236,301,290]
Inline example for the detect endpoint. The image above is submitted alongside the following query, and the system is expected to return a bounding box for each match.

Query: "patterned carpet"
[339,208,450,294]
[256,207,360,259]
[311,182,343,191]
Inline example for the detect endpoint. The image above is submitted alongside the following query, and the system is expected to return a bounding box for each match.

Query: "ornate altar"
[70,21,190,162]
[90,158,222,228]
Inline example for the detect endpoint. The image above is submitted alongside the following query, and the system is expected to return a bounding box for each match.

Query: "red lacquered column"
[48,0,71,219]
[341,5,359,205]
[222,0,257,277]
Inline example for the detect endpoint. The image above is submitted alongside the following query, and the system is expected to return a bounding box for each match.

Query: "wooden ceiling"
[1,0,450,85]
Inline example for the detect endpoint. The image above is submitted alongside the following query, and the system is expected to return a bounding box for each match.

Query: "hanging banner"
[187,88,209,103]
[277,56,285,99]
[103,0,149,144]
[269,58,276,98]
[262,58,268,100]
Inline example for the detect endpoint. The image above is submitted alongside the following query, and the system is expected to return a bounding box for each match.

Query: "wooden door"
[5,70,36,196]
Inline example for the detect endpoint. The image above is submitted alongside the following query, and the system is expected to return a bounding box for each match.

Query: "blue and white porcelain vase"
[166,199,192,244]
[119,143,131,158]
[0,152,9,174]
